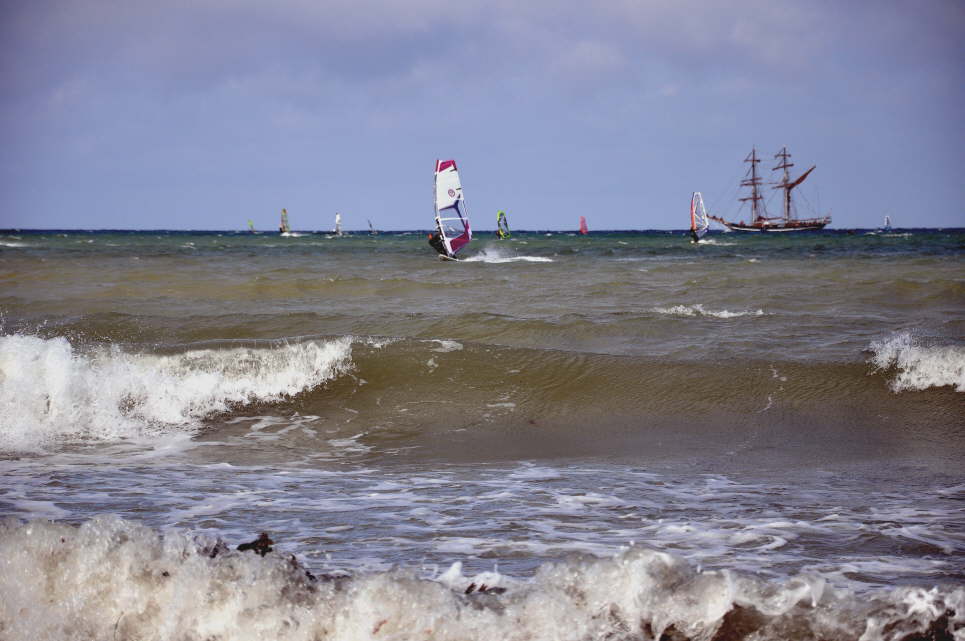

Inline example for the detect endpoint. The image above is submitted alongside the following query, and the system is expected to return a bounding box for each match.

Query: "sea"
[0,228,963,641]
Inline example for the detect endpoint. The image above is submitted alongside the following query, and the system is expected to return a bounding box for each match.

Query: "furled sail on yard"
[434,159,472,257]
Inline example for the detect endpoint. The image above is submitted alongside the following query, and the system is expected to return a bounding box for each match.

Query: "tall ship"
[709,147,830,232]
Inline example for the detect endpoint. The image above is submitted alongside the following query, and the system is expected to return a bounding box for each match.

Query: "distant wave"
[868,331,965,392]
[0,516,960,641]
[653,304,765,319]
[0,334,353,452]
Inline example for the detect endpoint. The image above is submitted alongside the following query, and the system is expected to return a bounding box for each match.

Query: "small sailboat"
[883,215,893,232]
[579,216,589,235]
[279,208,292,235]
[690,192,709,243]
[496,210,511,239]
[368,219,378,236]
[247,219,255,234]
[333,212,343,236]
[429,159,472,260]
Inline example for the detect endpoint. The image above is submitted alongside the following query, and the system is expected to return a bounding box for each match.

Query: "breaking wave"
[0,516,961,641]
[0,334,353,452]
[868,331,965,392]
[653,304,766,319]
[461,246,554,263]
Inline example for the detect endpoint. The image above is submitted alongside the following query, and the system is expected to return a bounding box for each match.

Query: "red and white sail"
[434,159,472,256]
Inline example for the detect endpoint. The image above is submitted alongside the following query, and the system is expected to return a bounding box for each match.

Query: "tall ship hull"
[709,147,830,233]
[718,219,829,233]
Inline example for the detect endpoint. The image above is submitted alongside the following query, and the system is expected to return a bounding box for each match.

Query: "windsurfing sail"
[433,159,472,257]
[247,219,255,233]
[496,210,510,239]
[334,212,342,236]
[883,215,892,231]
[690,192,709,241]
[279,208,290,234]
[579,216,589,235]
[368,219,377,235]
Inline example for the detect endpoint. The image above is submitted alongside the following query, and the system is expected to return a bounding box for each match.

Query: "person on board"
[428,230,448,256]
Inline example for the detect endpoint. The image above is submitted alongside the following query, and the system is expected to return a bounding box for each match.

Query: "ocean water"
[1,228,963,640]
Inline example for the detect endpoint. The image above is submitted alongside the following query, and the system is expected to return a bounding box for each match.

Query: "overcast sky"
[1,0,963,231]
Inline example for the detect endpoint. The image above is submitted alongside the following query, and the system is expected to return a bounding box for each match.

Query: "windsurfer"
[428,231,447,256]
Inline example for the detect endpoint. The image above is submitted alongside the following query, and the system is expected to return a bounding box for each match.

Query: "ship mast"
[773,146,793,223]
[772,147,816,224]
[739,148,764,223]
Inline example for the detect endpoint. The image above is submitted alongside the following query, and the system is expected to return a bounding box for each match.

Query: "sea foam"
[461,247,553,263]
[653,304,765,319]
[0,517,961,641]
[869,331,965,392]
[0,334,353,452]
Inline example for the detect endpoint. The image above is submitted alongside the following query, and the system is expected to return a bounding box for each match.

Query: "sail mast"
[739,148,764,223]
[772,147,816,224]
[773,146,793,223]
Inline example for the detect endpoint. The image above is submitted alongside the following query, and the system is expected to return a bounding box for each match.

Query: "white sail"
[334,213,342,236]
[690,192,709,240]
[434,159,472,256]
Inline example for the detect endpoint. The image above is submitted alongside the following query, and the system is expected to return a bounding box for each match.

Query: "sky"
[1,0,963,231]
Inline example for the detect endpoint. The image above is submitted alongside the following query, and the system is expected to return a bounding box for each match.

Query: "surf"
[0,334,354,452]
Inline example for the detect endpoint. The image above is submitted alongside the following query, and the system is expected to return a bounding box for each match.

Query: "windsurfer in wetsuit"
[428,230,448,256]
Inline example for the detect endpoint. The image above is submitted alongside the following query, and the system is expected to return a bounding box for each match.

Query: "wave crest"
[1,517,961,641]
[869,332,965,392]
[0,334,353,451]
[653,304,765,319]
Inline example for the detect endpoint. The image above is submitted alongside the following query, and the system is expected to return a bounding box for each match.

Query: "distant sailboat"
[579,216,589,235]
[883,215,893,232]
[333,212,343,236]
[247,219,255,234]
[429,159,472,260]
[690,192,709,243]
[708,147,830,232]
[496,210,511,239]
[368,219,378,235]
[279,208,292,235]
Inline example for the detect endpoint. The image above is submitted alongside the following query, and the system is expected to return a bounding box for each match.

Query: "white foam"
[0,334,354,452]
[461,247,553,263]
[868,331,965,392]
[653,304,765,319]
[429,340,463,353]
[3,517,961,641]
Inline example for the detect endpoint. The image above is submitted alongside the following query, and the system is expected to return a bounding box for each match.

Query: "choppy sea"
[1,228,963,640]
